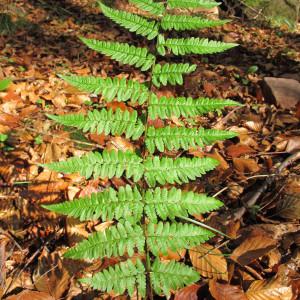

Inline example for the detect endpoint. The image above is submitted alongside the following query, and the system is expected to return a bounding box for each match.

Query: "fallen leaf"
[227,144,256,157]
[246,277,294,300]
[233,158,261,174]
[276,194,300,220]
[0,113,19,128]
[6,290,55,300]
[174,284,201,300]
[209,280,248,300]
[189,244,228,281]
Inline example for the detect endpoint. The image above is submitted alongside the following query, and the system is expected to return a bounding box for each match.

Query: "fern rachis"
[43,0,239,298]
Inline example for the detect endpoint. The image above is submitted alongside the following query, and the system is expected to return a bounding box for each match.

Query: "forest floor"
[0,0,300,299]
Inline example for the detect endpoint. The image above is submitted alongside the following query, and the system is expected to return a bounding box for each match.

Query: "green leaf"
[152,63,197,87]
[148,94,241,119]
[59,75,150,104]
[80,38,155,71]
[99,2,159,40]
[43,150,144,182]
[0,134,8,142]
[0,78,12,91]
[144,156,219,187]
[47,108,145,140]
[151,259,200,296]
[64,222,145,259]
[81,259,146,297]
[129,0,165,15]
[147,222,214,255]
[161,14,228,31]
[168,0,220,9]
[146,126,238,153]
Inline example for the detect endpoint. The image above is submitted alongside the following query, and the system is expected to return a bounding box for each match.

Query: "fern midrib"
[145,164,208,172]
[163,40,229,50]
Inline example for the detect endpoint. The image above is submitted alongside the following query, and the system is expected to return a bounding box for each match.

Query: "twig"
[233,151,300,220]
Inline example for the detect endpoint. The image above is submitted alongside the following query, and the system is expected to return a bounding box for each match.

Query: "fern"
[167,0,220,9]
[44,150,144,181]
[152,63,197,87]
[146,126,238,153]
[129,0,165,16]
[80,38,155,71]
[43,1,239,297]
[99,3,159,40]
[161,14,228,31]
[59,75,150,104]
[148,94,241,119]
[47,109,145,140]
[157,35,237,56]
[144,156,219,186]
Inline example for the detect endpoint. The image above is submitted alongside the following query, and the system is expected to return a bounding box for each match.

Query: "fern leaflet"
[145,187,223,222]
[147,222,214,255]
[99,2,159,40]
[64,222,145,259]
[59,75,150,104]
[81,259,146,297]
[43,150,144,181]
[80,38,155,71]
[144,156,219,186]
[168,0,220,9]
[129,0,165,16]
[47,109,145,140]
[157,35,237,56]
[148,94,241,119]
[146,126,238,153]
[43,185,143,223]
[161,14,228,31]
[152,63,196,87]
[151,259,200,296]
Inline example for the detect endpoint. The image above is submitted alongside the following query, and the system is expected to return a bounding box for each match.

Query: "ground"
[0,0,299,299]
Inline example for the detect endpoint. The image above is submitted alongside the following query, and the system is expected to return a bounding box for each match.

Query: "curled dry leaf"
[209,280,248,300]
[276,194,300,220]
[226,144,256,158]
[246,277,294,300]
[233,157,261,174]
[174,284,201,300]
[231,228,277,266]
[6,290,55,300]
[189,244,228,281]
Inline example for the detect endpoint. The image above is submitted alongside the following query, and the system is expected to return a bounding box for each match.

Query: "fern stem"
[177,215,232,239]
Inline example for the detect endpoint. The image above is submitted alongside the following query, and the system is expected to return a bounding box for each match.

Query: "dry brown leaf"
[189,244,228,281]
[174,284,201,300]
[226,144,256,158]
[233,158,261,174]
[0,113,20,128]
[276,194,300,220]
[6,290,55,300]
[246,277,294,300]
[209,280,248,300]
[231,228,277,266]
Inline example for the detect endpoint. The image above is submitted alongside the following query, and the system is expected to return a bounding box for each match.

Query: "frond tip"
[81,259,146,297]
[146,126,238,153]
[148,94,241,119]
[167,0,220,9]
[59,75,150,104]
[43,150,144,181]
[47,108,145,140]
[80,37,155,71]
[99,2,159,40]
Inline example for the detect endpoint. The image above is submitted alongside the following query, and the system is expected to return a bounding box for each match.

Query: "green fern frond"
[168,0,220,9]
[147,222,214,255]
[65,222,145,259]
[99,2,159,40]
[47,109,145,140]
[43,185,143,223]
[157,35,237,56]
[145,187,223,222]
[161,14,228,31]
[59,75,150,104]
[151,259,200,296]
[144,156,219,186]
[152,63,196,87]
[146,126,238,153]
[43,150,144,181]
[148,94,241,119]
[80,38,155,71]
[129,0,165,16]
[81,258,146,297]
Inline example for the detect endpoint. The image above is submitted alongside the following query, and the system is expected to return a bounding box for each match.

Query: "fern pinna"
[43,0,240,298]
